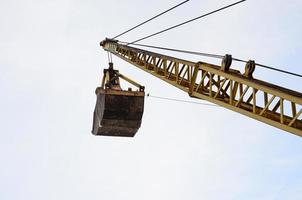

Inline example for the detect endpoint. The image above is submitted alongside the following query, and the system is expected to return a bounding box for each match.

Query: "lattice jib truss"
[101,39,302,137]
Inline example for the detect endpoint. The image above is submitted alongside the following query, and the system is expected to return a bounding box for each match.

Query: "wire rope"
[112,0,190,39]
[123,42,224,59]
[119,41,302,78]
[127,0,246,45]
[146,93,220,107]
[233,58,302,78]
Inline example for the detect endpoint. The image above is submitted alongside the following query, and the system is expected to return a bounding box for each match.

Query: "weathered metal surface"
[92,88,145,137]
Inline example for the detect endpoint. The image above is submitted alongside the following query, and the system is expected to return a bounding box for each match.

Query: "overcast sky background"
[1,0,302,199]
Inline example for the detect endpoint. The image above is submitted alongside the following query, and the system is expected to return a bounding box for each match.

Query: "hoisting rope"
[107,52,111,63]
[107,51,113,63]
[127,0,246,45]
[112,0,190,39]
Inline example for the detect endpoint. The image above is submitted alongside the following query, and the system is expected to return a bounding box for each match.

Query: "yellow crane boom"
[100,39,302,137]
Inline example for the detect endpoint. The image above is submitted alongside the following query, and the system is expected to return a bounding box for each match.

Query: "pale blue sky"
[1,0,302,200]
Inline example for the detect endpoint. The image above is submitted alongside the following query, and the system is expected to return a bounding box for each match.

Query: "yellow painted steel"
[101,39,302,137]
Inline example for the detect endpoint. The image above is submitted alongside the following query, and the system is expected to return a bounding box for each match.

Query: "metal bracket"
[221,54,232,72]
[100,62,145,92]
[244,60,256,79]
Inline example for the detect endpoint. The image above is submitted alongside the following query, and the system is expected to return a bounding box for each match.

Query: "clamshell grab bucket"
[92,63,145,137]
[92,88,144,137]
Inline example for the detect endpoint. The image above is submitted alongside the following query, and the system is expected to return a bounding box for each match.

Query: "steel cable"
[119,41,302,78]
[122,42,224,59]
[127,0,246,45]
[146,93,220,107]
[112,0,190,39]
[233,58,302,78]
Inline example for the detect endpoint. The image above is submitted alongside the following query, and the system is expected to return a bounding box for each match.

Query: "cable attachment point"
[221,54,232,72]
[108,62,114,69]
[244,60,256,79]
[100,38,119,47]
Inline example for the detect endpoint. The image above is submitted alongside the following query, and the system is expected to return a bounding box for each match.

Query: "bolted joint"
[244,60,256,79]
[221,54,232,72]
